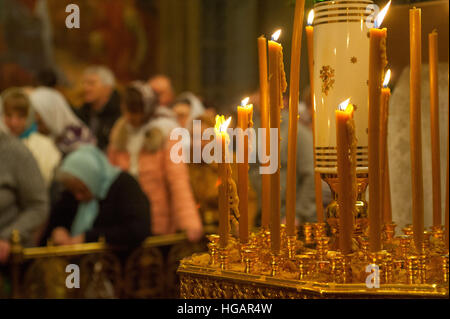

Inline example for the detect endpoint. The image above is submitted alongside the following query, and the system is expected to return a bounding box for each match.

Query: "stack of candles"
[214,0,449,261]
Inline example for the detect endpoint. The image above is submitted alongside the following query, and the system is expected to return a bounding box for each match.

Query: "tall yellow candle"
[286,0,305,237]
[215,115,232,248]
[445,127,449,249]
[380,70,392,225]
[368,1,389,252]
[306,9,324,223]
[429,29,442,227]
[268,29,287,255]
[336,99,356,255]
[409,7,424,252]
[237,97,253,244]
[258,35,271,229]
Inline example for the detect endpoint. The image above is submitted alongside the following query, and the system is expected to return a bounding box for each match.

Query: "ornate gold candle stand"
[178,223,449,299]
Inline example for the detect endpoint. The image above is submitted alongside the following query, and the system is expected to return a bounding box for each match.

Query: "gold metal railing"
[3,230,207,299]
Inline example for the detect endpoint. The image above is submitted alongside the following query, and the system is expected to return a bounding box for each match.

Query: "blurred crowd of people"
[0,65,326,264]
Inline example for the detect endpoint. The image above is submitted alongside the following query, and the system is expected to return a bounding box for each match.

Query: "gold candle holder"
[402,225,414,236]
[218,247,229,271]
[316,237,330,261]
[399,235,412,259]
[296,254,311,280]
[243,246,257,274]
[270,254,281,277]
[407,256,420,285]
[303,223,314,245]
[313,222,327,239]
[442,254,449,284]
[330,252,343,283]
[286,235,297,260]
[431,225,444,240]
[358,236,370,263]
[383,222,397,242]
[207,234,220,265]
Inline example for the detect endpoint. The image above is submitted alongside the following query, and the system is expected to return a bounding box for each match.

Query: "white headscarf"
[29,87,84,137]
[177,91,205,120]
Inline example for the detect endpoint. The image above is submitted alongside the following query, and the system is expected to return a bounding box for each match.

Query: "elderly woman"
[41,145,150,247]
[0,131,48,263]
[108,81,203,242]
[29,87,96,156]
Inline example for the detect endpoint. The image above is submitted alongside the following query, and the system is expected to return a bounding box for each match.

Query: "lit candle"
[409,7,424,252]
[368,0,390,252]
[237,97,253,244]
[286,0,305,237]
[268,29,287,255]
[306,9,324,224]
[380,70,392,225]
[258,35,271,229]
[336,99,356,255]
[215,115,232,248]
[429,29,442,227]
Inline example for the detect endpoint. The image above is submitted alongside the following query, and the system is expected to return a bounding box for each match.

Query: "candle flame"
[271,29,282,42]
[374,0,391,28]
[307,10,314,26]
[241,97,250,107]
[383,69,391,87]
[214,115,232,134]
[338,98,351,111]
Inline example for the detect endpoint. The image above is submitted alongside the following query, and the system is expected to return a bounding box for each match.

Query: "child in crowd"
[29,87,96,156]
[1,88,61,186]
[41,145,150,247]
[108,81,203,242]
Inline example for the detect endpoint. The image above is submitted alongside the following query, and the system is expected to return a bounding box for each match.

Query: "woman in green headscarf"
[41,145,151,247]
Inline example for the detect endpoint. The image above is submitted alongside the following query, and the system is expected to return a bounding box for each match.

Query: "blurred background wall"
[0,0,448,110]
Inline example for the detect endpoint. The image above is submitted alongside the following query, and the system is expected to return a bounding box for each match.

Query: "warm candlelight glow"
[307,10,314,26]
[215,115,232,135]
[241,97,250,107]
[338,98,351,111]
[271,29,282,42]
[374,0,391,29]
[383,69,391,87]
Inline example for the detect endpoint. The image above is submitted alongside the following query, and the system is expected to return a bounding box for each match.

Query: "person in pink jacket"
[107,81,203,242]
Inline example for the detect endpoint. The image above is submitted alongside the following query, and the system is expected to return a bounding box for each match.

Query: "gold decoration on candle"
[319,65,335,96]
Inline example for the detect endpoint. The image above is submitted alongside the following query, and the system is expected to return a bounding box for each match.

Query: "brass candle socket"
[383,223,397,242]
[296,254,311,280]
[399,235,412,259]
[316,237,330,261]
[270,254,281,277]
[286,235,297,260]
[242,246,257,274]
[303,223,314,245]
[207,234,220,265]
[406,256,420,285]
[314,222,327,239]
[330,252,344,283]
[442,254,449,284]
[218,247,229,271]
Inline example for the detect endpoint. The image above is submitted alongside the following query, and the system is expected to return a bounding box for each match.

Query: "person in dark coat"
[77,66,121,151]
[41,145,150,248]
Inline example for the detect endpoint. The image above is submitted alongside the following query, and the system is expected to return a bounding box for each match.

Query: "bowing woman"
[41,145,151,248]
